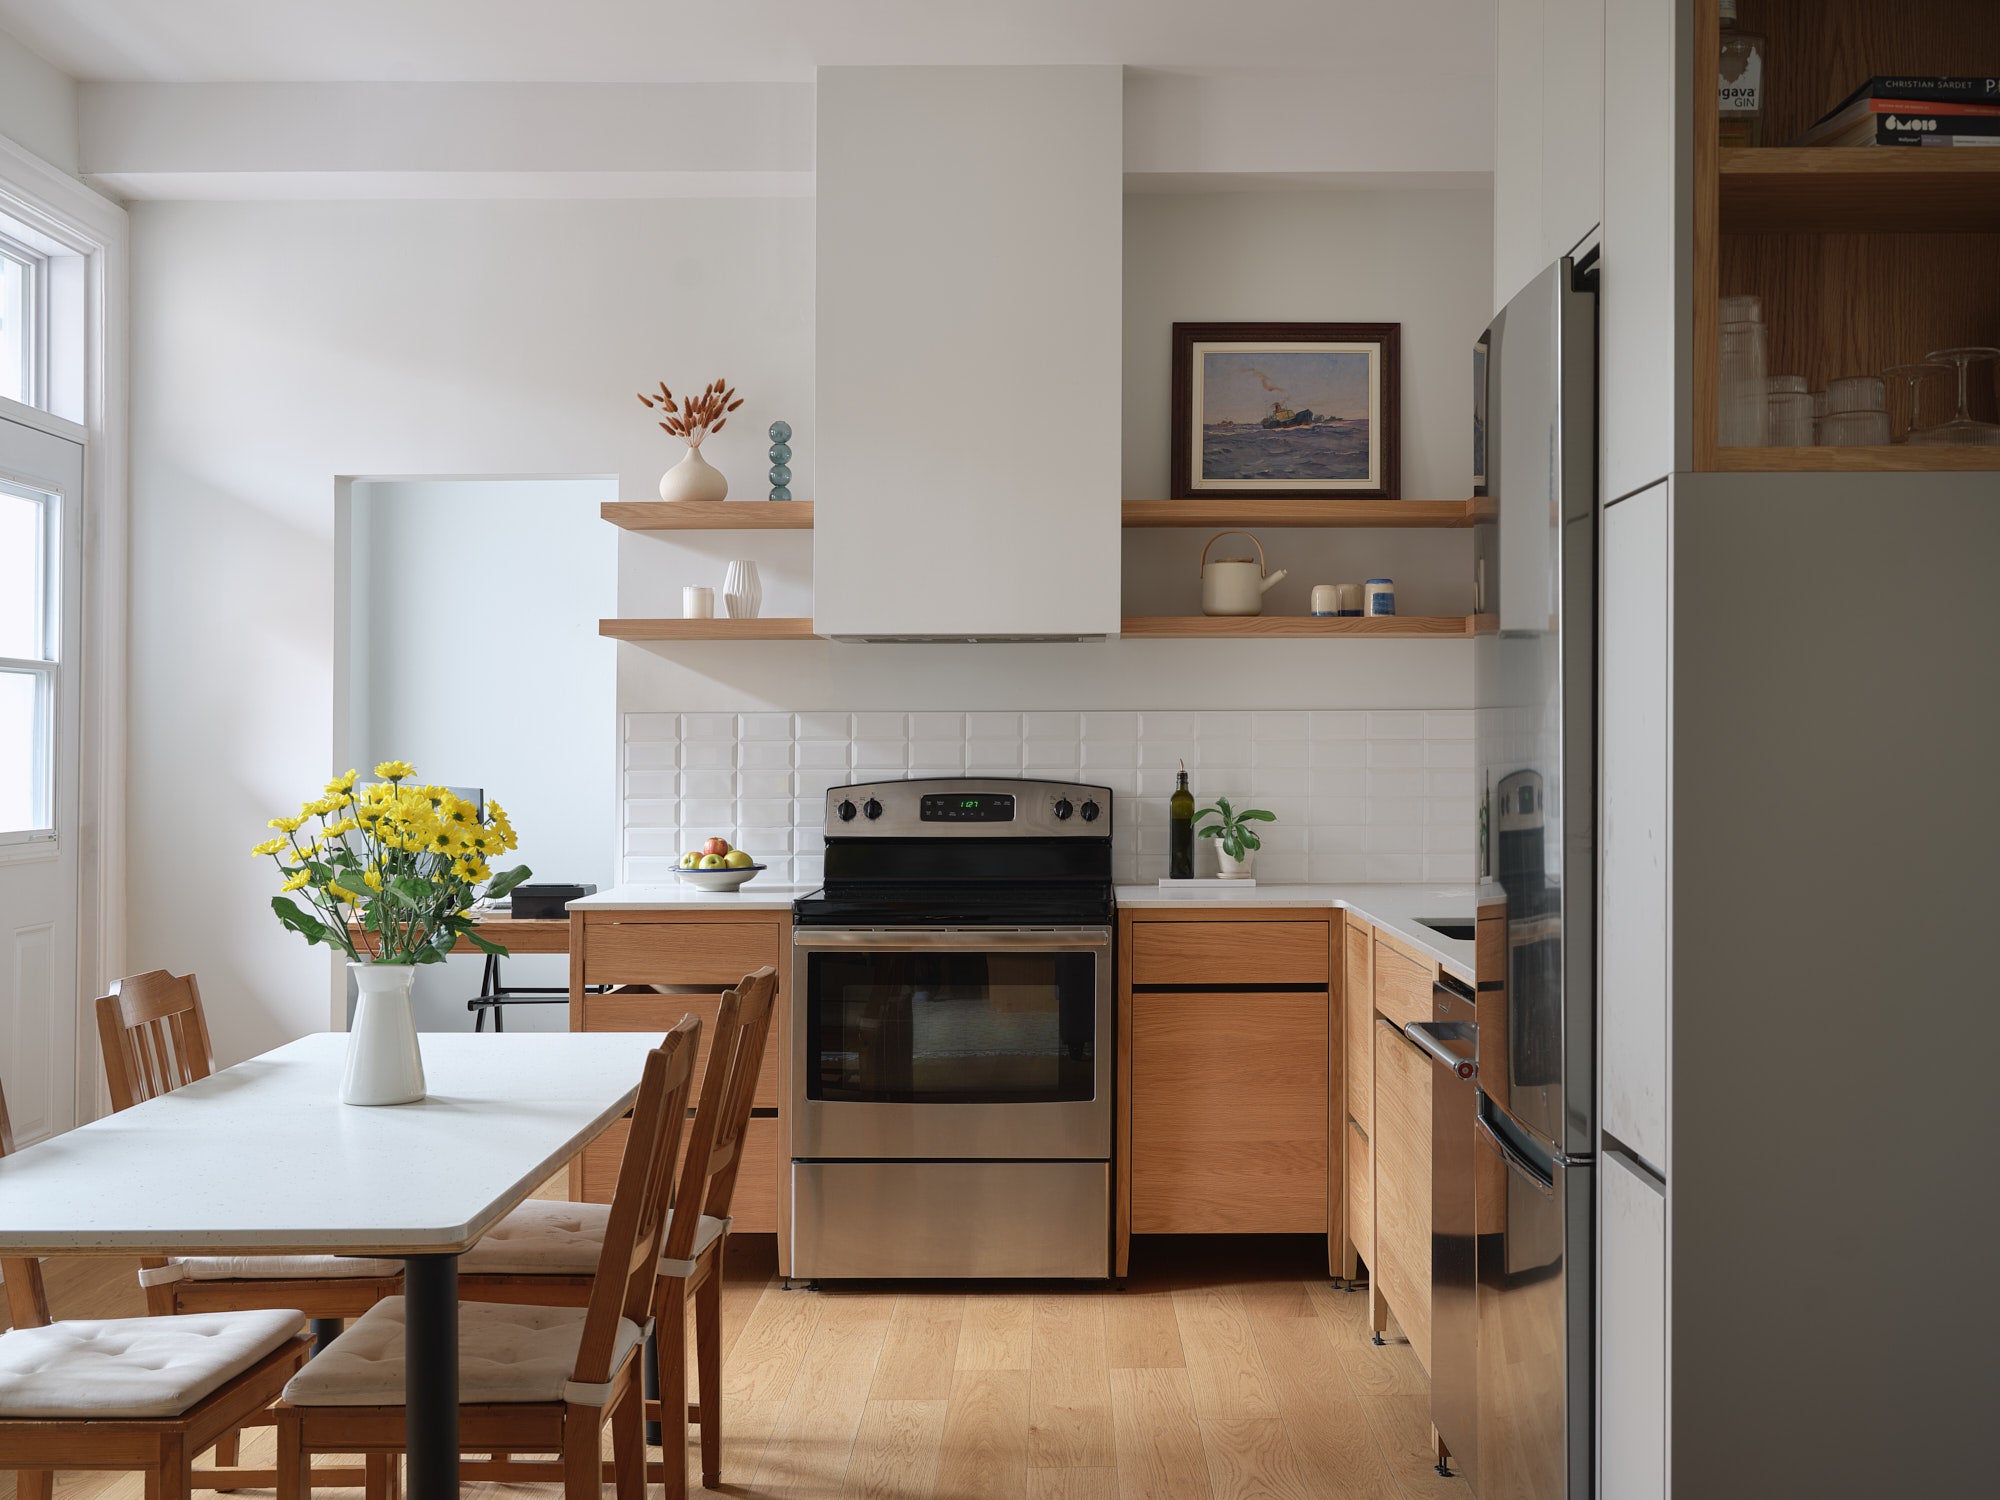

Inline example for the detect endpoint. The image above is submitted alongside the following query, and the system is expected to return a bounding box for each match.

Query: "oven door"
[792,926,1113,1161]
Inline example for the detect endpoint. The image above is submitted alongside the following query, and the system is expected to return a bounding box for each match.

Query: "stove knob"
[836,799,857,822]
[1080,799,1100,822]
[863,797,884,820]
[1053,798,1074,821]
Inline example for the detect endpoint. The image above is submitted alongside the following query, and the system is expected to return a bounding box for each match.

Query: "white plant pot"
[658,445,728,503]
[1215,845,1257,879]
[343,963,427,1106]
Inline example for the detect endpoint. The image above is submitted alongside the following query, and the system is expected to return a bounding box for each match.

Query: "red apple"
[703,836,731,858]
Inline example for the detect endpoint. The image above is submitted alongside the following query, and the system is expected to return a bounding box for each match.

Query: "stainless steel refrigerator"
[1448,254,1596,1497]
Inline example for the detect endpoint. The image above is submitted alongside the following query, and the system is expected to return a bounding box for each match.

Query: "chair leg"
[562,1408,603,1500]
[160,1438,192,1500]
[277,1409,310,1500]
[657,1278,690,1500]
[611,1383,646,1500]
[17,1471,52,1500]
[696,1261,723,1488]
[365,1452,401,1500]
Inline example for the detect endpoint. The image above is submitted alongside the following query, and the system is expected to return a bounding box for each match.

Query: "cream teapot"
[1199,531,1288,617]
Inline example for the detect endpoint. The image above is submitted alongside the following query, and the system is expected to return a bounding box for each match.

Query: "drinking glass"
[1909,347,2000,445]
[1816,410,1891,446]
[1823,375,1886,415]
[1719,310,1769,447]
[1885,362,1952,444]
[1767,391,1815,446]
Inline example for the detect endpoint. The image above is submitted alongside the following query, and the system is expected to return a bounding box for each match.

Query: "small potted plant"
[252,762,530,1105]
[639,376,743,502]
[1195,796,1275,879]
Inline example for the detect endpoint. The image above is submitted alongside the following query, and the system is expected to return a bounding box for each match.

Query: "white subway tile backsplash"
[619,704,1479,887]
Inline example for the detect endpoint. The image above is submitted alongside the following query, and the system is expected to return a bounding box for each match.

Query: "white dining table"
[0,1030,661,1499]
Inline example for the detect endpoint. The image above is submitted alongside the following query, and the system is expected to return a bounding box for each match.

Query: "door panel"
[1372,1019,1432,1369]
[1601,1149,1666,1500]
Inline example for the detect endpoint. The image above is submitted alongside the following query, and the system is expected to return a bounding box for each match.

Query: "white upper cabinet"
[814,66,1123,640]
[1494,0,1604,313]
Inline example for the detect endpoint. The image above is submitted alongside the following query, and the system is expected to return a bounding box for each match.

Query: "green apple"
[698,853,727,869]
[723,849,754,869]
[681,851,701,869]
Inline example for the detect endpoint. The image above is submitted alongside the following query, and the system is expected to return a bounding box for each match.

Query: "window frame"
[0,227,49,412]
[0,477,59,847]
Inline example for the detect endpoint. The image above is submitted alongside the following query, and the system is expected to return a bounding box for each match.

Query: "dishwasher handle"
[1405,1020,1478,1080]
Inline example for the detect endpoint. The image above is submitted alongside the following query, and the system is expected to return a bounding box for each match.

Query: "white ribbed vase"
[723,560,762,619]
[343,963,427,1106]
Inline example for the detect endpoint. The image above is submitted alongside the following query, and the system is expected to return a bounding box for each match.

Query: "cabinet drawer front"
[581,1113,781,1234]
[582,920,780,987]
[1372,938,1435,1029]
[1343,920,1375,1136]
[581,991,782,1108]
[1346,1117,1373,1268]
[1130,991,1328,1234]
[1130,921,1330,987]
[1372,1019,1432,1371]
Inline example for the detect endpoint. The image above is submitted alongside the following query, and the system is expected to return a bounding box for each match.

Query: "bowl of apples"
[673,837,765,892]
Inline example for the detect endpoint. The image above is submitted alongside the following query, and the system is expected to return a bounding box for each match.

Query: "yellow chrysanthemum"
[251,837,288,858]
[374,760,414,782]
[325,817,358,837]
[326,769,358,794]
[281,870,311,892]
[327,879,361,903]
[363,866,383,891]
[487,800,517,849]
[268,813,307,833]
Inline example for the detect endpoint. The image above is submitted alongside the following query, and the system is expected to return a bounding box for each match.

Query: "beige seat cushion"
[283,1297,643,1407]
[458,1200,726,1277]
[175,1254,401,1281]
[0,1308,306,1419]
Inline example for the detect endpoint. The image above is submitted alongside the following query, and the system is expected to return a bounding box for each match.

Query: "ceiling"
[0,1,1492,84]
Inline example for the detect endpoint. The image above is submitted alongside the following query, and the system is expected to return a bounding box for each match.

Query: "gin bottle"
[1718,0,1767,147]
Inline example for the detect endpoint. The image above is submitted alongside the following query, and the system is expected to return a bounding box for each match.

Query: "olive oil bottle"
[1169,762,1195,880]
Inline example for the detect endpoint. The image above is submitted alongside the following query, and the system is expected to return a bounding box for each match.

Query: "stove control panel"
[824,778,1113,838]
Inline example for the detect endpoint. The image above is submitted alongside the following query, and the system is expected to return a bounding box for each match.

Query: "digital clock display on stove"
[920,792,1015,822]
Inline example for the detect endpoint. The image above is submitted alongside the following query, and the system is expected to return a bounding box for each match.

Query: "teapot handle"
[1199,529,1267,578]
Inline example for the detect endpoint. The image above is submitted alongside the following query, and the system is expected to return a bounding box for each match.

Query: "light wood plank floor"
[1,1236,1465,1500]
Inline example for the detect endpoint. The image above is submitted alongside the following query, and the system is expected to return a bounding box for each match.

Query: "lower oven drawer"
[791,1160,1109,1279]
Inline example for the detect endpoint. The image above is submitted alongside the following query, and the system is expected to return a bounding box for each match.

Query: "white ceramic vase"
[658,445,728,503]
[723,560,762,619]
[1215,845,1257,880]
[343,963,427,1106]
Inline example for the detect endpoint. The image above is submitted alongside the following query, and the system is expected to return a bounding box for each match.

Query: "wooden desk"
[346,912,571,955]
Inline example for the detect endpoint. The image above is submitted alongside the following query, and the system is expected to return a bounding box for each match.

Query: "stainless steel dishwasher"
[1406,970,1479,1481]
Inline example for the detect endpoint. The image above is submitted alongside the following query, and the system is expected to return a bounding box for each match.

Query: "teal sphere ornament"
[768,418,795,500]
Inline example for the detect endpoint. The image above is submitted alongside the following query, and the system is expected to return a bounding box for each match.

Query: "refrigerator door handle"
[1404,1020,1478,1079]
[1475,1114,1556,1199]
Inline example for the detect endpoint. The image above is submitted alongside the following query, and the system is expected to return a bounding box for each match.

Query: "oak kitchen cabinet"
[567,906,792,1272]
[1116,909,1339,1276]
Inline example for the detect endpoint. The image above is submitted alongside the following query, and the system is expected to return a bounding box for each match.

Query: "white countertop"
[1115,882,1477,982]
[0,1032,659,1256]
[569,882,810,911]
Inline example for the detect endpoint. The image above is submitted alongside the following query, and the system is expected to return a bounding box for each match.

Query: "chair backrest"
[662,965,779,1263]
[96,970,217,1112]
[571,1015,701,1390]
[0,1083,53,1331]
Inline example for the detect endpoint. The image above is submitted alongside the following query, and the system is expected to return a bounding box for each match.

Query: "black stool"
[467,953,604,1031]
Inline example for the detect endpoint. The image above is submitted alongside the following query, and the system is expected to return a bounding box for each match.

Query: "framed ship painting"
[1170,322,1400,500]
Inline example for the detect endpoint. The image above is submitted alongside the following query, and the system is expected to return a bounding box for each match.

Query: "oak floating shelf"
[599,618,819,641]
[1121,499,1475,528]
[602,501,814,530]
[1120,614,1488,639]
[1719,148,2000,235]
[1716,446,2000,473]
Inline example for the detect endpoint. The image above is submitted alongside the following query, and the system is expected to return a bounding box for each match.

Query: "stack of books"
[1795,77,2000,147]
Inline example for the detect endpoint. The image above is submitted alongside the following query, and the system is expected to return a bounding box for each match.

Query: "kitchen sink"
[1416,918,1475,942]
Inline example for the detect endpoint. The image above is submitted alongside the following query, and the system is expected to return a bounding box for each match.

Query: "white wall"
[127,195,811,1064]
[347,477,616,1031]
[0,27,78,177]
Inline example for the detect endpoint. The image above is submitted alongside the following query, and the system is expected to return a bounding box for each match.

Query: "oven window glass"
[806,950,1096,1104]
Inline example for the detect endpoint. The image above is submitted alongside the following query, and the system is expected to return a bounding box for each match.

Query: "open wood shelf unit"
[1694,0,2000,472]
[1121,615,1490,639]
[603,501,814,530]
[599,618,819,641]
[1120,499,1476,528]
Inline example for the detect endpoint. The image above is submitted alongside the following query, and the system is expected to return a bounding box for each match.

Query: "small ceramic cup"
[1310,584,1339,616]
[1337,583,1364,617]
[682,585,715,619]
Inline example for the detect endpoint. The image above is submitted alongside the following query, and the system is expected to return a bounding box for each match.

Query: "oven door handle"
[792,926,1113,953]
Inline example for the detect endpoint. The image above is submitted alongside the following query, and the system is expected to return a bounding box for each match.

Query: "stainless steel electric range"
[789,777,1114,1280]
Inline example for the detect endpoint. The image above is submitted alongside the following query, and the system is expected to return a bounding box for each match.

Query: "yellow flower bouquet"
[253,761,532,966]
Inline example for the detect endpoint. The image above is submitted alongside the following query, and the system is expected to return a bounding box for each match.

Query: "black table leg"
[403,1253,460,1499]
[643,1326,662,1445]
[310,1317,344,1356]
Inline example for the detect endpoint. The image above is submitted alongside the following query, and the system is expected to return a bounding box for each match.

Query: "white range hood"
[814,66,1123,642]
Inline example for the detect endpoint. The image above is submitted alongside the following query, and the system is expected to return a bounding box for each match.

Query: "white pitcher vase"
[343,962,427,1106]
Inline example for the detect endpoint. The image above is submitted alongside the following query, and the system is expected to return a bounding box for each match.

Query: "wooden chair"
[274,1015,703,1500]
[96,970,401,1489]
[455,965,780,1497]
[0,1080,315,1500]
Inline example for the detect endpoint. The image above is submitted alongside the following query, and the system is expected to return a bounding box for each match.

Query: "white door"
[0,407,84,1144]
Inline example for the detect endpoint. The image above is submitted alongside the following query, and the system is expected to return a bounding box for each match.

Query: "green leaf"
[271,896,330,946]
[463,929,509,957]
[414,946,449,965]
[384,875,429,909]
[1240,829,1263,850]
[1196,826,1222,839]
[482,864,532,902]
[1216,796,1234,819]
[1237,809,1276,823]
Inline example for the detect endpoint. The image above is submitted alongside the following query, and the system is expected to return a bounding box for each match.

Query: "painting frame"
[1170,321,1401,500]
